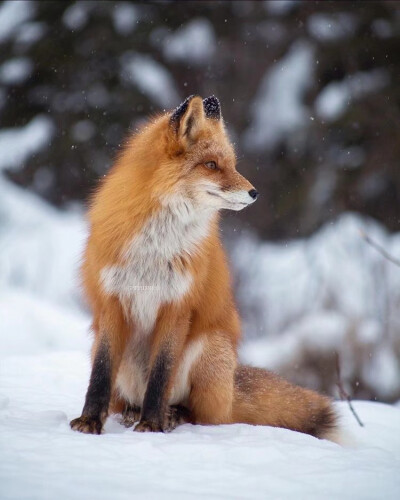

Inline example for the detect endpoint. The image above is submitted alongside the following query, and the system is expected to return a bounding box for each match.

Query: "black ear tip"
[203,95,221,119]
[170,95,196,127]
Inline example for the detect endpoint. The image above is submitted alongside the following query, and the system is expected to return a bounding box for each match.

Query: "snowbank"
[0,176,88,356]
[0,179,85,301]
[0,350,399,500]
[0,116,88,355]
[234,214,400,400]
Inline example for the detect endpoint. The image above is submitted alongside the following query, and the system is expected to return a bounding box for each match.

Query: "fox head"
[143,95,258,212]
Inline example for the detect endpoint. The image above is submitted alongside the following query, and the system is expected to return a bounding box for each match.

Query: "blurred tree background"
[1,0,399,239]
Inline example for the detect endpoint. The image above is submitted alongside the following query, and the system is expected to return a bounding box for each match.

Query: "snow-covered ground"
[1,349,400,500]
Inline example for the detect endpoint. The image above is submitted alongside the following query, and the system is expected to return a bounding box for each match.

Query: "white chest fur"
[100,197,212,333]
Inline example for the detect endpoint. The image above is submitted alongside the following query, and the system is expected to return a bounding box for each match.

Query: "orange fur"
[72,95,337,440]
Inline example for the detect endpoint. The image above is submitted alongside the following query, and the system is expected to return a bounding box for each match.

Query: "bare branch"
[334,352,364,427]
[360,229,400,267]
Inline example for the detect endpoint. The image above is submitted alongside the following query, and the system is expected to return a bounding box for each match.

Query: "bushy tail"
[233,365,338,441]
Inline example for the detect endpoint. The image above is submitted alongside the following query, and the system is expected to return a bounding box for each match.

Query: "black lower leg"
[135,349,172,432]
[70,340,112,434]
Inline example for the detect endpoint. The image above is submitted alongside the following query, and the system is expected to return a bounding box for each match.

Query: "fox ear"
[203,95,221,120]
[170,95,205,144]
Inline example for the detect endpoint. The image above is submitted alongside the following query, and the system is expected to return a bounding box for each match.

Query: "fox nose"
[248,189,259,200]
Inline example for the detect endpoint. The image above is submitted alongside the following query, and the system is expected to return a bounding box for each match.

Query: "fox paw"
[70,416,103,435]
[164,405,191,432]
[134,419,163,433]
[121,404,141,428]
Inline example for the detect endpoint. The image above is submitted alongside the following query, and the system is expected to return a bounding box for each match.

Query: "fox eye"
[205,161,218,170]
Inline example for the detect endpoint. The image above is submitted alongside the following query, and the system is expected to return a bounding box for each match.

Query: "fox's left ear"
[170,95,206,145]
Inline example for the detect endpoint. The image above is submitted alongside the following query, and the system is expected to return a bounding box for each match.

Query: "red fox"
[70,95,337,440]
